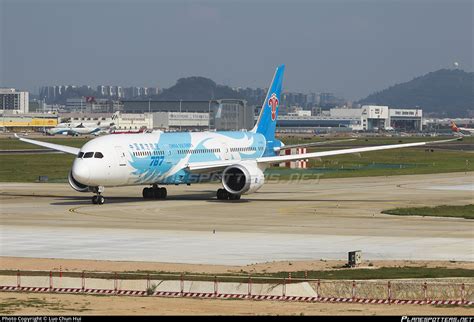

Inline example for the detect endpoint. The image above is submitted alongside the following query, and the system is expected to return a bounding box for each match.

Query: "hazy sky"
[1,0,472,100]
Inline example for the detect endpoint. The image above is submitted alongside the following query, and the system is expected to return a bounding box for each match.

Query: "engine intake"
[68,170,91,192]
[222,163,264,195]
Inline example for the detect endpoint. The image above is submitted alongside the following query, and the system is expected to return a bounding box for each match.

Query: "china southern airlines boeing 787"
[16,65,457,204]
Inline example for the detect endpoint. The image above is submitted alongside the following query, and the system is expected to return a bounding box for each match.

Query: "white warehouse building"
[59,111,210,131]
[330,105,422,131]
[153,112,209,130]
[389,108,423,131]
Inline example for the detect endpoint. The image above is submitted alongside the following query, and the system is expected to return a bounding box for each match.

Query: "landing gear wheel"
[154,187,167,199]
[216,188,224,200]
[229,194,241,200]
[91,186,105,205]
[143,186,167,200]
[92,195,105,205]
[217,188,230,200]
[159,187,167,199]
[143,187,153,199]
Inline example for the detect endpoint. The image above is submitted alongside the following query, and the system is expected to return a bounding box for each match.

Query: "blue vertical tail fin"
[251,65,285,143]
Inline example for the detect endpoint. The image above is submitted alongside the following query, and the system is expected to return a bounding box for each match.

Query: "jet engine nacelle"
[222,162,265,195]
[68,170,91,192]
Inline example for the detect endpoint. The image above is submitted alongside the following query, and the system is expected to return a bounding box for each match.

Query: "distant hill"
[156,76,243,101]
[358,69,474,117]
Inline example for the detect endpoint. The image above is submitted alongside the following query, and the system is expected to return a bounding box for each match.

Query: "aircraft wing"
[14,134,80,155]
[186,138,460,173]
[275,138,356,152]
[257,138,460,165]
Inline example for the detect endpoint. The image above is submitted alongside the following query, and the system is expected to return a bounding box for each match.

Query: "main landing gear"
[91,186,105,205]
[216,188,241,200]
[143,185,167,200]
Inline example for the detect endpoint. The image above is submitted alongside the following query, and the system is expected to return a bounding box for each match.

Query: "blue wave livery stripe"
[127,131,267,184]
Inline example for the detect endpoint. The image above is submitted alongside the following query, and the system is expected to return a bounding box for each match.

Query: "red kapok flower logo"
[268,93,279,121]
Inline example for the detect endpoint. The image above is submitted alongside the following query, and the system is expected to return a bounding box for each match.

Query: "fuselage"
[72,131,276,187]
[451,122,474,135]
[48,122,112,136]
[48,126,101,136]
[457,127,474,134]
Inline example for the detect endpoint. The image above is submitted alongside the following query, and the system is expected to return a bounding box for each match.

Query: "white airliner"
[48,123,103,136]
[16,65,457,204]
[451,121,474,136]
[47,112,118,136]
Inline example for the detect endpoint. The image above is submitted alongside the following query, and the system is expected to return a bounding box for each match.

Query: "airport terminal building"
[275,105,423,133]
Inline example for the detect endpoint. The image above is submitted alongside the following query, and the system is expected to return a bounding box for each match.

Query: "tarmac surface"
[1,172,473,264]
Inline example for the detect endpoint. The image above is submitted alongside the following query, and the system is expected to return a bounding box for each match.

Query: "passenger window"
[78,152,84,158]
[94,152,104,159]
[83,152,94,158]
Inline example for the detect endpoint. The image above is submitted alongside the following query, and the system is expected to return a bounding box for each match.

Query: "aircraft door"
[114,146,127,166]
[221,142,231,160]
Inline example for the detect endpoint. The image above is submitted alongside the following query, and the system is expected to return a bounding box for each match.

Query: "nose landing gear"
[143,185,167,200]
[92,195,105,205]
[91,186,105,205]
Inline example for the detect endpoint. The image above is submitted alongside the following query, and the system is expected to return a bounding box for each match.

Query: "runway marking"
[0,192,66,198]
[68,205,137,220]
[67,205,184,225]
[68,206,90,216]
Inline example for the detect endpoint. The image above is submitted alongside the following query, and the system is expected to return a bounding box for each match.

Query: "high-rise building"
[97,85,107,96]
[0,88,29,114]
[108,86,117,97]
[117,86,124,98]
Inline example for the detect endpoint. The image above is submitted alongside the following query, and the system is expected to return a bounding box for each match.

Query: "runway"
[1,172,473,264]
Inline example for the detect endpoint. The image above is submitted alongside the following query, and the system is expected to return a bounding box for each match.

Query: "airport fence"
[0,270,472,306]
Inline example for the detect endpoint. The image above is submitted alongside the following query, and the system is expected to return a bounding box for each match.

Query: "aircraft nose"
[72,161,90,184]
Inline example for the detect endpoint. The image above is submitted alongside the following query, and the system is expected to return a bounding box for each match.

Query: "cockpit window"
[83,152,94,158]
[94,152,104,159]
[78,152,84,158]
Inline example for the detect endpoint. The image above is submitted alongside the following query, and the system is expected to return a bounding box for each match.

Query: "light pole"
[179,99,182,131]
[2,95,5,133]
[148,99,151,129]
[42,99,46,134]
